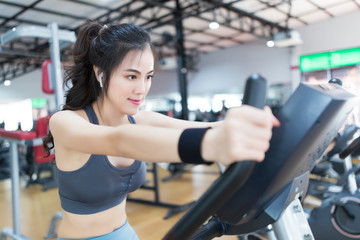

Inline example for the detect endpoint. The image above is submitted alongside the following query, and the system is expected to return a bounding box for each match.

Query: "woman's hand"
[201,105,280,165]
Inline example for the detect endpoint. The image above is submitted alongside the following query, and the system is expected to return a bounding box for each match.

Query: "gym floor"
[0,164,238,239]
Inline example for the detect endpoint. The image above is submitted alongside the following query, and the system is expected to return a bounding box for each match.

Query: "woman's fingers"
[227,105,280,129]
[218,105,280,164]
[264,106,281,127]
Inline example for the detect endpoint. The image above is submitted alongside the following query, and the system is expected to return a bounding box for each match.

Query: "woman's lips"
[128,99,142,105]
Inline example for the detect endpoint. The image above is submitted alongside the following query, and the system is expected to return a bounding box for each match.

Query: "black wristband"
[178,127,213,165]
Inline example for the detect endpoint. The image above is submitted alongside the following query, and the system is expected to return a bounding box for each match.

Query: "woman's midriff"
[57,200,127,238]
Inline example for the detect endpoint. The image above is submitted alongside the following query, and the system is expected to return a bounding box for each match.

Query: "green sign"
[31,98,47,108]
[300,47,360,72]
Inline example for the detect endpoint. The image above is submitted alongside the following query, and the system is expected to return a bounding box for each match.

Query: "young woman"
[44,21,280,240]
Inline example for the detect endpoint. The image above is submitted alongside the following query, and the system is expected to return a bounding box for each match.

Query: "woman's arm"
[50,110,183,163]
[134,110,222,129]
[50,106,279,165]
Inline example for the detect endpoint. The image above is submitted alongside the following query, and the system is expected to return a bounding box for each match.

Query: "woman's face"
[106,45,154,116]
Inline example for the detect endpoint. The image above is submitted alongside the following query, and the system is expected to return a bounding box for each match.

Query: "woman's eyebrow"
[124,68,154,74]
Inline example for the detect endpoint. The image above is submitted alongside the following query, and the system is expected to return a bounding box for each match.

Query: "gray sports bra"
[57,105,146,214]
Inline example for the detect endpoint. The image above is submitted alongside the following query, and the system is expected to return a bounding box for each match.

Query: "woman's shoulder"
[50,109,88,128]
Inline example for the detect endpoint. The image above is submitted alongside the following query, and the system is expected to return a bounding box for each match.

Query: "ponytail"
[64,22,102,111]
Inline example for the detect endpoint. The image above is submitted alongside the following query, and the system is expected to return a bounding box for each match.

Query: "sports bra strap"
[128,115,136,124]
[84,104,136,125]
[84,105,99,125]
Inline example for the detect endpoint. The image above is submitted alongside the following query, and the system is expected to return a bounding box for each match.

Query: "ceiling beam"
[0,0,43,28]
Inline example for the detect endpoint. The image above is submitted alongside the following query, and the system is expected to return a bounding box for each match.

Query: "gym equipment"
[329,78,343,86]
[163,76,358,240]
[1,23,76,110]
[0,129,36,240]
[0,23,76,240]
[128,163,195,219]
[26,115,57,191]
[321,124,358,165]
[44,211,63,239]
[308,124,360,199]
[308,135,360,240]
[161,163,190,182]
[308,78,360,201]
[42,59,55,94]
[0,141,10,180]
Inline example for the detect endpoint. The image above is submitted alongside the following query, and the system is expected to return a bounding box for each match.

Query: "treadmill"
[163,75,359,240]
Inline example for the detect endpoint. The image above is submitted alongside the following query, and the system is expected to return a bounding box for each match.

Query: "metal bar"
[152,163,160,202]
[307,0,334,18]
[203,0,288,32]
[9,141,21,235]
[271,198,314,240]
[48,23,65,110]
[175,0,188,120]
[344,155,358,194]
[127,198,195,220]
[0,138,31,239]
[138,185,156,191]
[1,25,76,45]
[0,0,85,20]
[0,62,41,84]
[127,198,182,209]
[0,48,48,58]
[141,2,203,30]
[0,228,30,240]
[0,15,72,31]
[63,0,112,10]
[0,0,43,28]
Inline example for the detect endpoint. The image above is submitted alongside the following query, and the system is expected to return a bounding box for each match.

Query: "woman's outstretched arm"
[50,105,279,165]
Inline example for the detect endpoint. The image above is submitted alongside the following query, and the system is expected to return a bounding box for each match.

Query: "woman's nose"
[135,80,146,93]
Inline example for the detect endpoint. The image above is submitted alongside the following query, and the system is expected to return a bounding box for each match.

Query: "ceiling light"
[209,21,219,30]
[267,40,275,48]
[4,79,11,86]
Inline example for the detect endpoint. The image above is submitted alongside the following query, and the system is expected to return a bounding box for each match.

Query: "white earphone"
[99,72,103,88]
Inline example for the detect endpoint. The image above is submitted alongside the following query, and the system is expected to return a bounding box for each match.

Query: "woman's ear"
[93,66,103,88]
[93,66,99,78]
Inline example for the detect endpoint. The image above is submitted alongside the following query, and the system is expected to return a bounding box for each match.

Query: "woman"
[44,21,280,240]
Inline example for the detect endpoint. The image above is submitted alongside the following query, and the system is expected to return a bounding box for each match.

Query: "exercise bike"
[308,134,360,240]
[308,124,360,200]
[162,75,358,240]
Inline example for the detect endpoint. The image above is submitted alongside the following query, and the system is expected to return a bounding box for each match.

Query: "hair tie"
[99,24,108,35]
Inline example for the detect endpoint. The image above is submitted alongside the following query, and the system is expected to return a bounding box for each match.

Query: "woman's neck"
[93,100,128,127]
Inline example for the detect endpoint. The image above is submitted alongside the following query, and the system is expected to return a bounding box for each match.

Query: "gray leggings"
[57,220,139,240]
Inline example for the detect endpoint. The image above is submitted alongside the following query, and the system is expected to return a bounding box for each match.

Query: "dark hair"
[43,21,157,160]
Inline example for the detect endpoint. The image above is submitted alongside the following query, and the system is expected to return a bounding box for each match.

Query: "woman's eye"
[147,75,153,80]
[127,75,136,80]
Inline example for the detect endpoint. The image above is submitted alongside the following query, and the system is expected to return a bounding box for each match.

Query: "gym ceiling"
[0,0,359,84]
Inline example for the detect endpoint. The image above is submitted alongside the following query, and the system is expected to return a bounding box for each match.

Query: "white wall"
[150,39,292,97]
[189,39,292,95]
[298,10,360,55]
[0,69,56,111]
[147,70,179,97]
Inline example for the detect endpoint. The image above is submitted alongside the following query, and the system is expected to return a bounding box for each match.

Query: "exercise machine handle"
[162,74,267,240]
[242,73,267,108]
[339,136,360,159]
